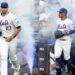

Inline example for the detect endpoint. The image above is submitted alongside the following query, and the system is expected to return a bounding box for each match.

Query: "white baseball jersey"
[57,18,74,40]
[0,12,21,37]
[55,18,74,60]
[0,12,21,75]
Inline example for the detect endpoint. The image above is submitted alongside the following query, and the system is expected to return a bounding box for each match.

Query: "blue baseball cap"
[59,8,68,14]
[1,2,8,8]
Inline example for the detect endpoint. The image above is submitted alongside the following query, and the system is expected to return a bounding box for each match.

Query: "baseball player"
[54,8,75,75]
[0,2,21,75]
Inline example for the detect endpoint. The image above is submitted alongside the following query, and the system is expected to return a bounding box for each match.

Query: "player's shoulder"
[8,12,17,19]
[66,18,73,23]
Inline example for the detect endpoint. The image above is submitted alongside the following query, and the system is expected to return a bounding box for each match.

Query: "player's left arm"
[11,26,21,38]
[63,21,75,35]
[5,16,21,42]
[67,22,75,35]
[11,16,21,38]
[69,22,75,34]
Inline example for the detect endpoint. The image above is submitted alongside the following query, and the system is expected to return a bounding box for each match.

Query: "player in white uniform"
[0,2,21,75]
[54,8,74,75]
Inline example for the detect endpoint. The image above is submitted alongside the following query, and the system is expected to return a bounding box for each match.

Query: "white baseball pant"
[54,39,71,60]
[0,37,19,75]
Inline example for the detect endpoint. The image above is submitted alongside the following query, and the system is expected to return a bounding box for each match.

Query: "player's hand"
[51,64,60,69]
[62,30,69,35]
[4,36,13,42]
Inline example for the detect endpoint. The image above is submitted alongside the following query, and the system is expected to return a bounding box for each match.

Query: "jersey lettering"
[58,24,66,29]
[0,20,8,26]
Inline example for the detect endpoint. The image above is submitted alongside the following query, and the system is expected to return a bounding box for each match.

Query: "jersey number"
[6,26,11,30]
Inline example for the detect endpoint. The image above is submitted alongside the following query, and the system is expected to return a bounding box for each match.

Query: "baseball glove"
[54,31,64,39]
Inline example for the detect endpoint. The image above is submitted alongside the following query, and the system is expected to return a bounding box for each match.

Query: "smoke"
[18,17,36,74]
[10,0,36,73]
